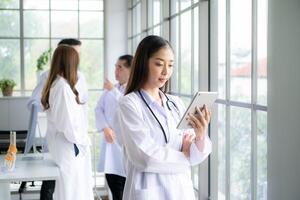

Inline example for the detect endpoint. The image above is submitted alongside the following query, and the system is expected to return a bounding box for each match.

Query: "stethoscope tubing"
[138,90,179,144]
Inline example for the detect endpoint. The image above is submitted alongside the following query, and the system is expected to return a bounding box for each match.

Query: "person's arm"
[104,79,123,100]
[174,96,212,166]
[27,71,48,111]
[110,87,123,101]
[114,95,191,174]
[94,92,116,143]
[77,71,88,103]
[51,84,89,146]
[188,136,212,165]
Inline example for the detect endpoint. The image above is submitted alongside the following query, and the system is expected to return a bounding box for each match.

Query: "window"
[0,0,104,189]
[211,0,268,199]
[130,0,268,199]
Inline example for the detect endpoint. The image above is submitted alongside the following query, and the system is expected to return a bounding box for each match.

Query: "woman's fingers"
[188,113,203,129]
[203,105,212,122]
[182,133,194,158]
[197,106,208,126]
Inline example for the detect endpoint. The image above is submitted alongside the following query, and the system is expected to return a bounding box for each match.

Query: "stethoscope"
[138,90,179,143]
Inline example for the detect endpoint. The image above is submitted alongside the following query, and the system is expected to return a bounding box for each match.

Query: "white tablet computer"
[177,91,218,129]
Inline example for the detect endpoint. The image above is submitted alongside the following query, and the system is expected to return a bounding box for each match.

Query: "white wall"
[104,0,128,82]
[268,0,300,199]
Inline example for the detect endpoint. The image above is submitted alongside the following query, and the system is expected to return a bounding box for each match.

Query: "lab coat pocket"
[135,186,165,200]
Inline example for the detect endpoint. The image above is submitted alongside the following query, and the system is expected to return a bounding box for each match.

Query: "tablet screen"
[177,92,218,129]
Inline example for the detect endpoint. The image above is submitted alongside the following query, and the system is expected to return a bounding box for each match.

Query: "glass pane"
[257,111,267,200]
[218,104,226,200]
[153,26,160,36]
[181,0,191,11]
[90,131,102,185]
[180,96,192,108]
[51,11,78,38]
[132,36,141,55]
[133,3,141,35]
[132,38,137,54]
[24,0,49,9]
[230,0,252,102]
[230,107,251,200]
[89,133,97,172]
[257,0,268,106]
[0,0,19,9]
[218,0,226,99]
[137,3,141,33]
[193,7,199,93]
[192,166,199,189]
[51,0,78,10]
[132,6,137,35]
[0,39,20,90]
[80,11,103,38]
[147,0,153,27]
[24,39,50,90]
[170,17,179,93]
[51,39,61,50]
[180,10,192,94]
[88,93,102,182]
[79,0,103,11]
[95,173,105,187]
[24,11,49,37]
[0,11,20,37]
[88,90,102,131]
[128,39,132,54]
[170,0,180,15]
[153,0,161,25]
[80,40,104,89]
[147,28,154,35]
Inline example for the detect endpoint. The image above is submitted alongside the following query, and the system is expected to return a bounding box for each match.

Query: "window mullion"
[225,0,231,199]
[19,0,25,94]
[251,0,258,199]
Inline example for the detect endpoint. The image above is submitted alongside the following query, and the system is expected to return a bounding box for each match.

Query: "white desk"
[0,153,59,200]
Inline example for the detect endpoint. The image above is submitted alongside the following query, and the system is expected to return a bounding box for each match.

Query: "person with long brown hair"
[41,45,93,200]
[25,38,88,200]
[113,35,212,200]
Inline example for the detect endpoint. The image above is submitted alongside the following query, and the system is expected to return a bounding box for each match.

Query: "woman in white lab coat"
[114,35,212,200]
[41,45,93,200]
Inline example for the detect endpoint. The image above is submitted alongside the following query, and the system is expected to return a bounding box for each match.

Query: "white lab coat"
[94,84,125,177]
[114,90,212,200]
[28,70,88,111]
[46,76,93,200]
[27,70,88,152]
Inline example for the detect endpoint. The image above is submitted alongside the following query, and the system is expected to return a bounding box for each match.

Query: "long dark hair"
[125,35,173,95]
[41,45,81,110]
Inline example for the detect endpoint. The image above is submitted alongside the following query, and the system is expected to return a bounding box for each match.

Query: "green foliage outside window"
[36,48,52,72]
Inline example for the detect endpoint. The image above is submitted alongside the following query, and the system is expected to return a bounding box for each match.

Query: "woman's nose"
[162,64,168,75]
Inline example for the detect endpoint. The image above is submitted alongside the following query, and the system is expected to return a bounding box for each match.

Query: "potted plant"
[0,78,16,96]
[36,48,52,72]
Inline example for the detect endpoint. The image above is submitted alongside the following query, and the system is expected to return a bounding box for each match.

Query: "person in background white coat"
[113,35,212,200]
[95,54,133,200]
[41,45,93,200]
[26,38,88,200]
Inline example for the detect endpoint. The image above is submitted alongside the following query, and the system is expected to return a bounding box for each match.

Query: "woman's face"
[145,47,174,89]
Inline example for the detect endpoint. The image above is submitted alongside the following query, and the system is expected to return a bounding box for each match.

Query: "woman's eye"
[155,63,163,67]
